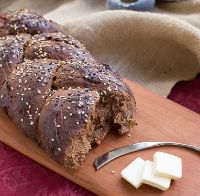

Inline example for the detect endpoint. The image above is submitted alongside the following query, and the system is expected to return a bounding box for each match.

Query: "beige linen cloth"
[2,0,200,96]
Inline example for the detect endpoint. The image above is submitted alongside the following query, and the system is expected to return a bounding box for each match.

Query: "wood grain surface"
[0,79,199,196]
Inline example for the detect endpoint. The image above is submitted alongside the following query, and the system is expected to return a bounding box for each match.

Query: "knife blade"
[93,141,200,170]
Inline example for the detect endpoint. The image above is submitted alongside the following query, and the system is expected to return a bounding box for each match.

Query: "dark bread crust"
[0,34,30,86]
[0,9,136,169]
[0,9,64,36]
[25,32,93,62]
[39,88,99,167]
[1,59,58,140]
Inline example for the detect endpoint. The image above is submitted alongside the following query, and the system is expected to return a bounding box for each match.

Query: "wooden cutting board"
[0,79,199,196]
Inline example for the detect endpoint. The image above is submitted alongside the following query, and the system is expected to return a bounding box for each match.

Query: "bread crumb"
[111,170,116,174]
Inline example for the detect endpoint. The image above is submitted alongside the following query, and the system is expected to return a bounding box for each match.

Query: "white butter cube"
[121,157,145,188]
[153,152,182,180]
[142,160,171,191]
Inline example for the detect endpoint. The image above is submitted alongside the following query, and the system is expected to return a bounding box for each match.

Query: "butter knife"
[94,141,200,170]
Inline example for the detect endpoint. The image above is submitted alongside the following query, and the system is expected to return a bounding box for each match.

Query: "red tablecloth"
[0,75,199,196]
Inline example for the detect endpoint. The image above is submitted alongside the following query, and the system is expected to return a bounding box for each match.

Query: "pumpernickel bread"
[0,9,136,169]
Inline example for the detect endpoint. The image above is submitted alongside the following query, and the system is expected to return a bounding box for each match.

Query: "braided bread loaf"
[0,9,136,169]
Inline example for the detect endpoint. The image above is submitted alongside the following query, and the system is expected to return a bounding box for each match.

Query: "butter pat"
[121,157,145,188]
[153,152,182,180]
[142,160,171,191]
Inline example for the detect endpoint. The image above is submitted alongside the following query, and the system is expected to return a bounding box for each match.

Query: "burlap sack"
[2,0,200,96]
